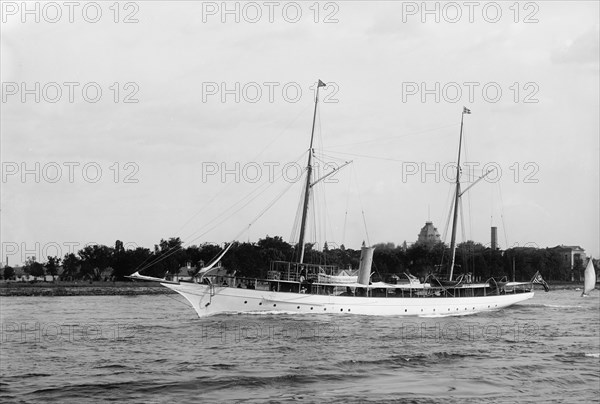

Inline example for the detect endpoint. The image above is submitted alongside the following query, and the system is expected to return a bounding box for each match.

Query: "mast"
[298,80,326,264]
[448,107,470,280]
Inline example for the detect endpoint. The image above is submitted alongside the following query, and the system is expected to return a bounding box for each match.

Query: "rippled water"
[1,289,598,403]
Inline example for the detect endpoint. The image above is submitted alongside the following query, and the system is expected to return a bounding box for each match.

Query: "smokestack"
[491,227,498,250]
[357,246,375,285]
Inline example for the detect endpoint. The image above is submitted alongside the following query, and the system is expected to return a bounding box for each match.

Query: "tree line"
[1,236,593,282]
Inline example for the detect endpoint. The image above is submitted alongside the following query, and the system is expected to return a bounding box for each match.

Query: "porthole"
[244,301,247,304]
[259,302,262,305]
[348,309,351,312]
[340,308,343,312]
[273,304,277,307]
[310,307,313,310]
[405,309,407,312]
[324,308,327,311]
[297,306,300,309]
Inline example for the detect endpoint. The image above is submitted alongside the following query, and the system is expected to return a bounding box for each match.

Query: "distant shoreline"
[0,280,592,297]
[0,281,176,297]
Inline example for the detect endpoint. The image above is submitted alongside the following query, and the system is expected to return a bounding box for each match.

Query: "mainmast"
[448,107,470,280]
[297,79,326,264]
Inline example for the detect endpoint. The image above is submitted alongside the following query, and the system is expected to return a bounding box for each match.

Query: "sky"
[1,0,599,265]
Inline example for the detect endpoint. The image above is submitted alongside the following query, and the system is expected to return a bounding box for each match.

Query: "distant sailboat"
[581,258,596,297]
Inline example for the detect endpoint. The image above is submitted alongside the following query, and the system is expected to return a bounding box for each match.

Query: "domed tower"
[416,221,441,247]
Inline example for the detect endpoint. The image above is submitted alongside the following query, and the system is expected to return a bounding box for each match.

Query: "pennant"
[463,107,471,114]
[318,80,326,87]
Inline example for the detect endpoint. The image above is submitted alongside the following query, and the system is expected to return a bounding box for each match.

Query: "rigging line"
[326,122,459,148]
[289,170,309,261]
[185,175,303,253]
[135,152,307,272]
[362,211,371,247]
[314,180,322,252]
[311,187,318,253]
[313,158,334,255]
[139,168,304,274]
[441,184,455,243]
[462,125,473,242]
[246,174,302,230]
[177,151,307,243]
[351,164,371,246]
[320,150,409,163]
[459,196,466,244]
[458,196,467,274]
[467,182,473,242]
[323,180,336,254]
[314,151,349,162]
[440,188,455,268]
[136,172,286,272]
[172,104,313,237]
[138,157,308,273]
[341,166,352,247]
[489,171,495,229]
[498,182,510,249]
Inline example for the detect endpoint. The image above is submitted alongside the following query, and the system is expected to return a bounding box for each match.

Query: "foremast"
[298,80,326,264]
[448,107,470,281]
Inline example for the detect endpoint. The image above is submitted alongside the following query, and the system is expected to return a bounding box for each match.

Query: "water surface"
[1,289,598,403]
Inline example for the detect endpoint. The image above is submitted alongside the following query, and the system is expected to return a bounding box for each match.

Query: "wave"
[524,303,583,309]
[554,352,600,360]
[95,364,130,370]
[337,351,478,369]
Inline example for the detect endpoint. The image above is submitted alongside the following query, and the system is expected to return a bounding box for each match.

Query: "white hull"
[163,282,534,317]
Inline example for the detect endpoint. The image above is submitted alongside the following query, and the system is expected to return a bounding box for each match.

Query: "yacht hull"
[162,282,534,317]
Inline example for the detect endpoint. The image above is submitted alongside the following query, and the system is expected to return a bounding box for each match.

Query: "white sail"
[582,258,596,297]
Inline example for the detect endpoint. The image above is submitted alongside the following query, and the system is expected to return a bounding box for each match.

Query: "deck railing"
[268,261,339,282]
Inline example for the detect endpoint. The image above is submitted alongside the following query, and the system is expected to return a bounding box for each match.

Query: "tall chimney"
[491,227,498,250]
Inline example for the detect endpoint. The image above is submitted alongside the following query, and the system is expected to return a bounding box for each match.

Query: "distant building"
[166,261,195,282]
[552,245,586,270]
[5,266,61,282]
[416,221,441,247]
[552,245,587,282]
